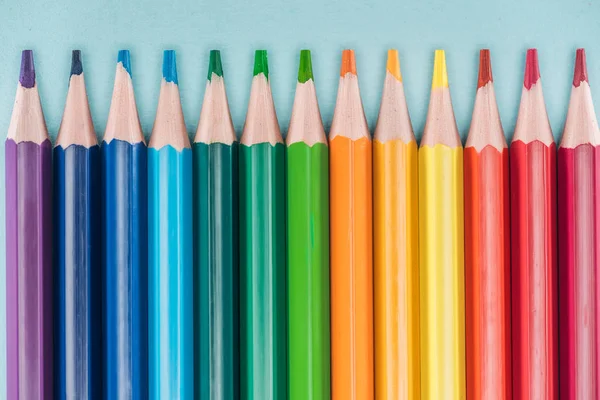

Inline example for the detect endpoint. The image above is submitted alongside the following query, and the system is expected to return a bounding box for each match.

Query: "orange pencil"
[373,49,419,400]
[464,50,511,399]
[330,49,374,400]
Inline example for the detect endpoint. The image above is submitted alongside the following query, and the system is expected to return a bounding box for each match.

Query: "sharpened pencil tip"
[117,50,132,76]
[432,49,448,89]
[386,49,402,82]
[162,50,178,84]
[253,50,269,79]
[71,50,83,76]
[478,49,493,88]
[298,50,313,83]
[208,50,223,81]
[524,48,540,90]
[340,49,356,77]
[19,50,35,88]
[573,48,588,88]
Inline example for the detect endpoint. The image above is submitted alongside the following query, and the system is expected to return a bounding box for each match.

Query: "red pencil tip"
[477,49,493,88]
[573,48,588,88]
[524,49,540,90]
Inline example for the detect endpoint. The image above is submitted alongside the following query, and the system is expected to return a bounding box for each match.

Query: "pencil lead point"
[117,50,132,76]
[386,49,402,82]
[524,48,540,90]
[573,48,588,87]
[70,50,83,76]
[19,50,35,88]
[340,49,357,77]
[162,50,178,84]
[298,50,314,83]
[253,50,269,79]
[478,49,493,88]
[432,49,448,89]
[208,50,223,81]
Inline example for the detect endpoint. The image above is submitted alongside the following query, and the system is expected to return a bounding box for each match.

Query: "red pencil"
[464,49,511,399]
[510,48,558,400]
[558,48,600,399]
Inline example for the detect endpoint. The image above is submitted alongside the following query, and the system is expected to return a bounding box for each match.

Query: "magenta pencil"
[558,48,600,399]
[5,50,53,399]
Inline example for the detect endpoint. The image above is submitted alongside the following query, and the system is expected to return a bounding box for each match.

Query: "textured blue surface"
[102,140,148,400]
[148,146,193,399]
[2,0,600,396]
[53,144,101,399]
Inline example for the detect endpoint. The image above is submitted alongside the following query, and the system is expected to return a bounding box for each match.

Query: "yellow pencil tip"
[432,49,448,89]
[386,49,402,82]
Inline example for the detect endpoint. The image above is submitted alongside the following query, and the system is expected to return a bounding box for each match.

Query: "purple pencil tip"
[19,50,35,88]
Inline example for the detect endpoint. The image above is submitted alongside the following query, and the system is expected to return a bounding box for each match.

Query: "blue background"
[1,0,599,396]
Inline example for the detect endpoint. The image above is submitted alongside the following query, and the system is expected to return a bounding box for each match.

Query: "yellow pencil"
[373,49,419,400]
[419,50,465,399]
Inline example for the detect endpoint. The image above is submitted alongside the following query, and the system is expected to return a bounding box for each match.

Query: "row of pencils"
[3,46,597,399]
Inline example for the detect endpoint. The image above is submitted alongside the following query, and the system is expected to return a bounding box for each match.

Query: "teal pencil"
[193,50,240,398]
[148,50,193,399]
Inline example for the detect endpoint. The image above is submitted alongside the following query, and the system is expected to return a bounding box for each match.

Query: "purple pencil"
[5,50,53,399]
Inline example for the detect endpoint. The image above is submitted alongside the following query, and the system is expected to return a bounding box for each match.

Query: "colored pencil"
[464,49,511,399]
[373,49,419,400]
[239,50,286,399]
[418,49,465,399]
[510,48,558,400]
[5,49,53,400]
[193,50,240,399]
[102,50,148,400]
[148,50,193,399]
[54,50,102,400]
[558,48,600,399]
[330,49,374,400]
[286,49,330,400]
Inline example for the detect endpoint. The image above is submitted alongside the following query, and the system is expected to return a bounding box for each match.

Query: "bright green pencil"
[193,50,239,399]
[286,50,330,400]
[240,50,286,399]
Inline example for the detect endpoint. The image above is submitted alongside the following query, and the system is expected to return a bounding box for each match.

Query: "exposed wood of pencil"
[5,50,53,400]
[558,48,600,399]
[193,49,240,399]
[102,50,148,400]
[286,49,330,400]
[464,49,511,400]
[418,49,465,400]
[510,48,558,400]
[373,49,419,400]
[239,50,286,400]
[330,49,374,400]
[54,50,102,400]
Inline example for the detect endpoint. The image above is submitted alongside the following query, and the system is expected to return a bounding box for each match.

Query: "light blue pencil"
[148,50,193,399]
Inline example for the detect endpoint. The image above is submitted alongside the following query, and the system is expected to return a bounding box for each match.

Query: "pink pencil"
[558,48,600,399]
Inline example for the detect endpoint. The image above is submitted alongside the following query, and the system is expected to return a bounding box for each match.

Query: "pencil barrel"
[286,142,330,400]
[373,139,419,399]
[558,145,600,398]
[464,146,511,398]
[148,146,193,399]
[330,135,373,399]
[102,139,148,400]
[5,139,53,399]
[239,143,286,399]
[54,144,102,399]
[418,144,465,399]
[510,140,558,399]
[193,142,240,399]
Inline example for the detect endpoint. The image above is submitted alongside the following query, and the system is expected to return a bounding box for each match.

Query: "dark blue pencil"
[54,50,101,400]
[102,50,148,400]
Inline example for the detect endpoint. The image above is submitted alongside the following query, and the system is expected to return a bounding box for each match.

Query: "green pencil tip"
[208,50,223,81]
[253,50,269,79]
[298,50,313,83]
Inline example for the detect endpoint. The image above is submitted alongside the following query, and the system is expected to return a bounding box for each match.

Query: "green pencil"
[193,50,239,399]
[286,50,330,400]
[240,50,286,399]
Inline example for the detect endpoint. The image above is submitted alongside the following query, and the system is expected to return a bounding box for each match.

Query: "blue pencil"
[102,50,148,400]
[148,50,193,399]
[54,50,101,400]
